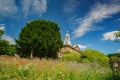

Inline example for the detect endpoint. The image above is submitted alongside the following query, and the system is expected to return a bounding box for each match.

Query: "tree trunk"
[30,50,33,59]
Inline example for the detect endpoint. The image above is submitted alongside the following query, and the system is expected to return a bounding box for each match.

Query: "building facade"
[58,32,80,57]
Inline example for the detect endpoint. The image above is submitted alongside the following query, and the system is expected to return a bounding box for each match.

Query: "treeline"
[0,40,16,56]
[108,53,120,58]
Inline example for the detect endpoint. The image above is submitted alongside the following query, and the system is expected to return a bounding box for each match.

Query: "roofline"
[63,45,80,53]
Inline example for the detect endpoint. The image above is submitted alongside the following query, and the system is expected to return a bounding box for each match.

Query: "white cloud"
[21,0,32,17]
[73,2,120,38]
[1,34,16,45]
[0,0,18,17]
[0,0,47,18]
[0,24,15,45]
[102,31,118,41]
[0,24,5,30]
[63,0,79,14]
[22,0,47,17]
[77,44,87,49]
[33,0,47,16]
[117,49,120,53]
[88,44,93,47]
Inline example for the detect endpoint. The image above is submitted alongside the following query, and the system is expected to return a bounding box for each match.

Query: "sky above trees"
[0,0,120,54]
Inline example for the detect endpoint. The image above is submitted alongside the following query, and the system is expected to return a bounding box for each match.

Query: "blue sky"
[0,0,120,54]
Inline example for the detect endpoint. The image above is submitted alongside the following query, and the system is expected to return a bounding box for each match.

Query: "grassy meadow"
[0,55,119,80]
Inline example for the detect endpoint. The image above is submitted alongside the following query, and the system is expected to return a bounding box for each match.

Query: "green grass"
[0,56,119,80]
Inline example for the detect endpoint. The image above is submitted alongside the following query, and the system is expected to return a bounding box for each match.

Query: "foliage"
[0,40,9,55]
[16,20,63,58]
[0,30,4,39]
[62,51,81,62]
[0,40,16,56]
[115,30,120,37]
[0,55,116,80]
[114,30,120,42]
[108,56,120,77]
[81,49,109,66]
[108,53,120,58]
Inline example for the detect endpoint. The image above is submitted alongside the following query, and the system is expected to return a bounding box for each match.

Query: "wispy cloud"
[88,44,93,47]
[102,31,118,41]
[0,0,18,17]
[22,0,47,17]
[63,0,79,14]
[0,24,5,30]
[0,0,47,18]
[33,0,47,16]
[21,0,32,17]
[73,1,120,38]
[117,49,120,53]
[1,34,16,45]
[77,44,87,49]
[0,24,15,44]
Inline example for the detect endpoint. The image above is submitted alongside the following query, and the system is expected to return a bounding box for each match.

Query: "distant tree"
[115,30,120,37]
[107,53,120,58]
[114,29,120,42]
[16,20,63,58]
[0,29,16,56]
[0,40,9,55]
[0,30,4,39]
[0,40,16,56]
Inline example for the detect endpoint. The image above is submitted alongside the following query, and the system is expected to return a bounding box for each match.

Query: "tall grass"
[0,56,118,80]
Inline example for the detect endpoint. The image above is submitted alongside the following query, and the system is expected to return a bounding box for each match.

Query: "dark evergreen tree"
[16,20,63,58]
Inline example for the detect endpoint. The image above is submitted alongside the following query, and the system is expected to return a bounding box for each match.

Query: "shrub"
[0,40,16,56]
[109,57,120,73]
[81,49,109,66]
[108,53,120,58]
[62,51,81,62]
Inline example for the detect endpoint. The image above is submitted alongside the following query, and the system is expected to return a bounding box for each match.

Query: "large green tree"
[16,20,63,58]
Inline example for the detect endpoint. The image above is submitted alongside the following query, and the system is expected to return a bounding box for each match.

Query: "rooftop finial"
[64,31,71,46]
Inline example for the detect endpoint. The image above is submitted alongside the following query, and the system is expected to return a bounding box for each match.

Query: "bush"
[62,51,81,62]
[0,40,16,56]
[109,57,120,73]
[108,53,120,58]
[81,49,109,66]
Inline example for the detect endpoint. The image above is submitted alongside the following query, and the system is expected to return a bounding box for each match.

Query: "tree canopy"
[0,40,16,55]
[81,49,109,66]
[0,30,4,39]
[114,30,120,42]
[108,53,120,58]
[115,30,120,37]
[16,20,63,58]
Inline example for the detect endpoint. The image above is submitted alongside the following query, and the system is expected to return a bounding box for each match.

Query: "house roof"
[63,45,80,53]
